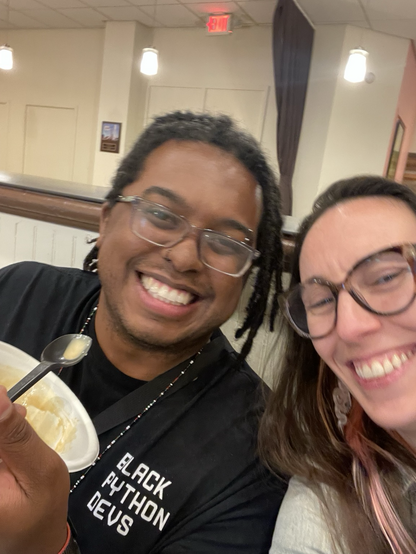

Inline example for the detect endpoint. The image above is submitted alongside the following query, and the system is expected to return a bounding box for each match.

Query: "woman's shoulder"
[269,476,337,554]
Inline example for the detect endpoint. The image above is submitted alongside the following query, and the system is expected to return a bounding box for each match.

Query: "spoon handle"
[7,361,57,402]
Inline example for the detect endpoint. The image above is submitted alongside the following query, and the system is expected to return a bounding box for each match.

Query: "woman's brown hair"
[259,175,416,553]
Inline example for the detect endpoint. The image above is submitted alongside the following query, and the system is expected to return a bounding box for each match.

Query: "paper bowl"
[0,341,99,473]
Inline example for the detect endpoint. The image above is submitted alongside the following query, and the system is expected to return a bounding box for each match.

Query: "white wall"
[292,25,345,218]
[221,272,279,385]
[92,22,152,187]
[0,25,277,189]
[293,25,409,218]
[0,29,104,184]
[91,24,278,189]
[93,25,278,186]
[319,26,408,192]
[145,26,278,173]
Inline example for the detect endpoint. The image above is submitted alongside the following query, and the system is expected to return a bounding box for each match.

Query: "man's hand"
[0,385,70,554]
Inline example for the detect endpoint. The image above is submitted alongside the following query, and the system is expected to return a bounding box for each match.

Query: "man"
[0,111,285,554]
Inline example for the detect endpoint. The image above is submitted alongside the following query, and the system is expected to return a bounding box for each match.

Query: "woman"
[260,175,416,554]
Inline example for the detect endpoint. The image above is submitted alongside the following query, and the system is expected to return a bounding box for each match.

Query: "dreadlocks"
[84,111,283,361]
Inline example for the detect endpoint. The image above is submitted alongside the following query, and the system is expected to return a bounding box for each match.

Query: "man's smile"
[139,274,196,306]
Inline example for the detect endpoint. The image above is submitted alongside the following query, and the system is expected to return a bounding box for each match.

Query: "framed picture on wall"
[100,122,122,153]
[386,117,405,180]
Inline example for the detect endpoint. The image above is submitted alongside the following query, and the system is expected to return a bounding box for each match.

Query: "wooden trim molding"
[0,182,295,268]
[0,185,101,232]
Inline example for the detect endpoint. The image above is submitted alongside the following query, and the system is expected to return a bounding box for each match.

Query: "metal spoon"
[7,334,92,402]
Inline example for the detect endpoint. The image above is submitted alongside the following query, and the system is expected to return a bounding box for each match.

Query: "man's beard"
[103,291,211,357]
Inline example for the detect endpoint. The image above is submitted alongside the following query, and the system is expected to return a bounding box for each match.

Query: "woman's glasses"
[115,195,260,277]
[280,243,416,339]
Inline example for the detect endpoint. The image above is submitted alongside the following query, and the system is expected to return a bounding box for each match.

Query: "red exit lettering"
[206,14,231,34]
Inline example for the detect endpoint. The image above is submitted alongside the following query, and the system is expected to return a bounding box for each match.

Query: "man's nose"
[164,233,204,273]
[335,290,382,341]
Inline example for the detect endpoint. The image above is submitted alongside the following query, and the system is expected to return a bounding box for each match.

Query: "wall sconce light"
[0,44,13,70]
[344,48,368,83]
[0,0,13,70]
[140,47,158,76]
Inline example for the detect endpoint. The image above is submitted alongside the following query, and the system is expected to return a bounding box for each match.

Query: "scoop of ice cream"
[25,405,65,451]
[1,364,77,453]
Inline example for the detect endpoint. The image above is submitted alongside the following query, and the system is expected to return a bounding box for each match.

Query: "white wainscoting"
[221,275,280,386]
[0,212,97,270]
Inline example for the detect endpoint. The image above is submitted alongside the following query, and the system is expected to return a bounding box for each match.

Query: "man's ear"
[96,202,112,248]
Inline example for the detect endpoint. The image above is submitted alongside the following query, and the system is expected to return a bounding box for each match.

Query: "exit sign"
[206,14,232,34]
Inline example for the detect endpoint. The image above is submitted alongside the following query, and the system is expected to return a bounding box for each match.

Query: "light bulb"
[0,45,13,70]
[344,48,368,83]
[140,48,158,76]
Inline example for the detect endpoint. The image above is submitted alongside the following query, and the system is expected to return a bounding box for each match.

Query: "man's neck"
[94,308,209,381]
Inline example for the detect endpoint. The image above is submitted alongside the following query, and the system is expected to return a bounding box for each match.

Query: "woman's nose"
[335,290,382,341]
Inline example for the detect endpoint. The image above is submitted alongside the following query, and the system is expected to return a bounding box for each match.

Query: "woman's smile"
[300,196,416,437]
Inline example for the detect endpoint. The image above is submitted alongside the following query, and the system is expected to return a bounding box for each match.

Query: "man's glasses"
[280,243,416,339]
[115,195,260,277]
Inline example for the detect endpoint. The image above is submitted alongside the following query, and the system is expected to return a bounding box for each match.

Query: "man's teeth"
[354,350,414,380]
[141,275,194,306]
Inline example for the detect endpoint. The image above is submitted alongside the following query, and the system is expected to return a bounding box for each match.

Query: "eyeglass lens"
[130,198,253,276]
[287,249,415,338]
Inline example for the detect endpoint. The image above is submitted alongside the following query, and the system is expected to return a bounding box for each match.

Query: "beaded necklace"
[59,304,203,493]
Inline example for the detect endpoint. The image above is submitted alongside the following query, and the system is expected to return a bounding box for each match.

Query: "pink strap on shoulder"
[57,523,71,554]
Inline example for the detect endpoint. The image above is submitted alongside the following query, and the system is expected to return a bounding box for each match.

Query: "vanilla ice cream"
[0,364,77,453]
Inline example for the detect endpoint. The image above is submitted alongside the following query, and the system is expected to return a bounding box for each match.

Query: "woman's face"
[300,197,416,443]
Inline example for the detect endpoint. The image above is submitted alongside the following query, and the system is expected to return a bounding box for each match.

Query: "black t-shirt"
[0,262,285,554]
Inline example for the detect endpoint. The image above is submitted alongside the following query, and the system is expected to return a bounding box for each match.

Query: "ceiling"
[0,0,415,42]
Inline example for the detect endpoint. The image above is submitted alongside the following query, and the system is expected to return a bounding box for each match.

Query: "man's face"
[96,140,262,353]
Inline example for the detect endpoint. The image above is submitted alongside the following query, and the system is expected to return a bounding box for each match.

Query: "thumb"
[0,387,70,554]
[0,385,49,483]
[0,385,14,423]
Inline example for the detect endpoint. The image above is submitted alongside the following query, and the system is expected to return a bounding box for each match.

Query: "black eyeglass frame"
[279,243,416,340]
[114,195,261,277]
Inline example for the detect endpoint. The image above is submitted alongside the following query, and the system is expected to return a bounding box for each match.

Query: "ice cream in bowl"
[0,341,99,472]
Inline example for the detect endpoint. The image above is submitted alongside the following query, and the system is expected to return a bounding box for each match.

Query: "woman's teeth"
[354,350,414,380]
[141,275,194,306]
